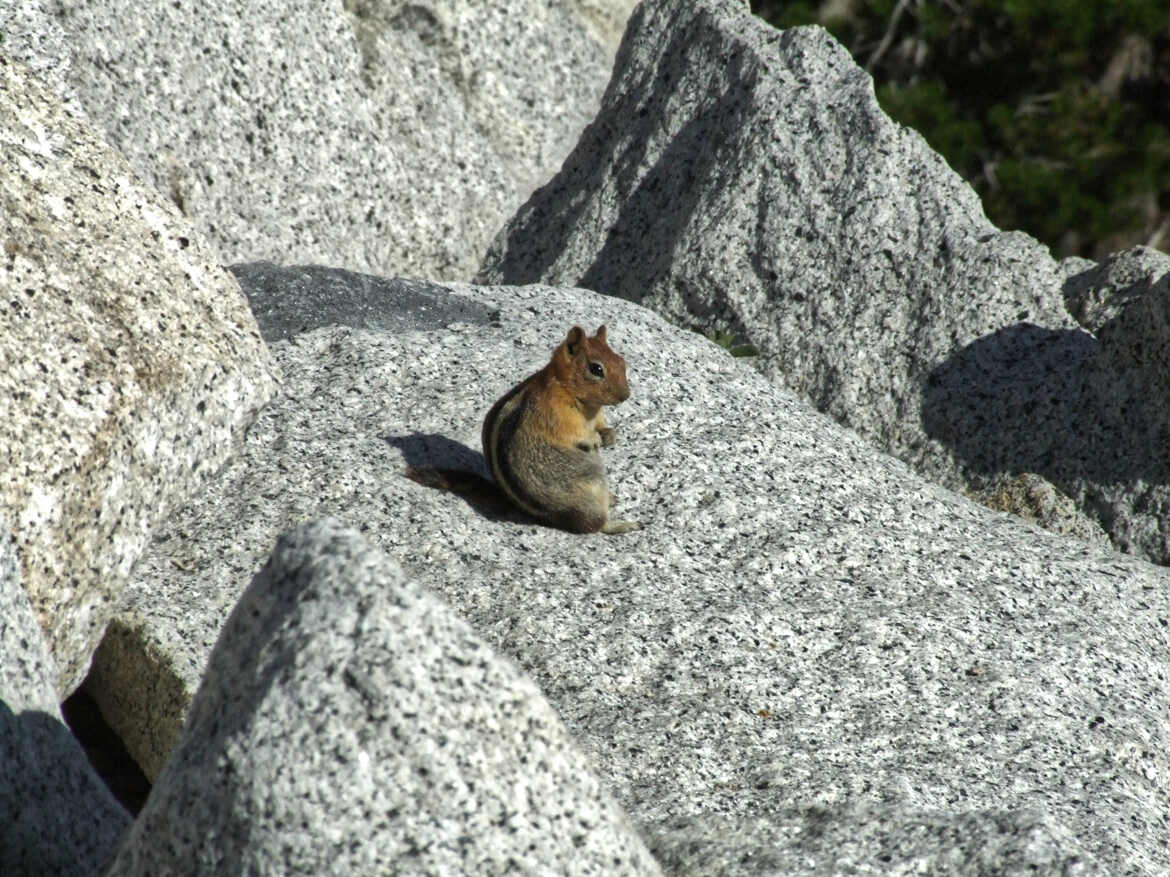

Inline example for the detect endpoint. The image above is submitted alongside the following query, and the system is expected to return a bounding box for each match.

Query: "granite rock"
[650,808,1093,875]
[963,473,1110,550]
[477,0,1075,468]
[42,0,635,281]
[925,250,1170,561]
[106,519,660,876]
[1063,249,1170,560]
[96,274,1170,873]
[1063,245,1170,333]
[0,0,82,114]
[0,56,279,693]
[0,521,131,876]
[85,266,496,781]
[475,0,1170,563]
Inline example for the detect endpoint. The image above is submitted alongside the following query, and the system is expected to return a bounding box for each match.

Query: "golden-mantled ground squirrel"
[407,325,641,535]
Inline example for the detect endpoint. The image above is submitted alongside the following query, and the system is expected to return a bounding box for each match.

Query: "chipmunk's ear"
[565,326,587,356]
[595,324,608,342]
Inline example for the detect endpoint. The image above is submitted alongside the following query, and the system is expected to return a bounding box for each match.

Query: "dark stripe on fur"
[484,384,547,520]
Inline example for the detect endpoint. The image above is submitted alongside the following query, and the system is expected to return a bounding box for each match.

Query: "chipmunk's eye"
[588,361,605,378]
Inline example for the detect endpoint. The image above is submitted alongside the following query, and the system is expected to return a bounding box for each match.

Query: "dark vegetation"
[752,0,1170,259]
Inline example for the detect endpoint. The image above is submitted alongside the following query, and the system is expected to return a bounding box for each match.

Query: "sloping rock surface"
[0,522,130,876]
[100,272,1170,873]
[476,0,1170,564]
[106,519,660,876]
[84,264,495,781]
[33,0,634,280]
[0,56,279,693]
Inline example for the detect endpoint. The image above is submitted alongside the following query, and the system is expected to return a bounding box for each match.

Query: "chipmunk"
[406,325,641,535]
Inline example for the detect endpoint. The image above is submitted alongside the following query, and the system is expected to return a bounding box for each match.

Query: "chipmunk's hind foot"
[601,519,642,535]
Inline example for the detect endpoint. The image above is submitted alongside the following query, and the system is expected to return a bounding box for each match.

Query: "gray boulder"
[39,0,635,281]
[84,265,495,781]
[106,519,659,876]
[1063,245,1170,332]
[95,271,1170,872]
[0,521,131,876]
[475,0,1170,563]
[926,248,1170,560]
[0,56,279,693]
[0,0,81,113]
[963,473,1110,550]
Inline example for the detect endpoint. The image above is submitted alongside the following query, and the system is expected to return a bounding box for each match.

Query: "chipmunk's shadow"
[385,432,522,522]
[386,432,487,474]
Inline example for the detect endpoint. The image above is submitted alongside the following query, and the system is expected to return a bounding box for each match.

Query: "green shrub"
[752,0,1170,258]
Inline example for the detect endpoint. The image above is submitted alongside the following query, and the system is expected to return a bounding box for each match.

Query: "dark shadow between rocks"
[922,322,1170,489]
[230,263,495,344]
[578,13,758,310]
[479,1,758,309]
[475,2,655,287]
[62,687,150,816]
[0,699,129,875]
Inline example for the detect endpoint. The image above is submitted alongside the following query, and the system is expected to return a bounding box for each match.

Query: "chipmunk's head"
[556,324,630,405]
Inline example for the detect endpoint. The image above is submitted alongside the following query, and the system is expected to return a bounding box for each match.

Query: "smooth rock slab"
[99,276,1170,873]
[0,56,279,693]
[0,521,130,876]
[106,519,660,876]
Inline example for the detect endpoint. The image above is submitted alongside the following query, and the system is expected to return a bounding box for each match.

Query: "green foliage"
[751,0,1170,258]
[876,81,984,171]
[696,327,760,358]
[767,1,820,28]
